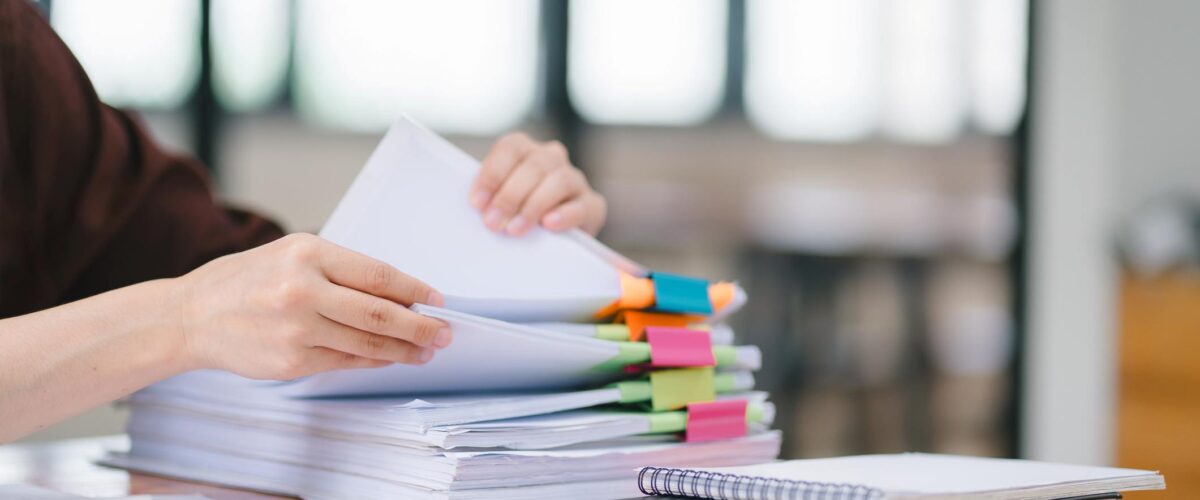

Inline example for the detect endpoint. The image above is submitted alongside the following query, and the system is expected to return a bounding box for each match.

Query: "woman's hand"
[469,133,607,237]
[175,233,450,380]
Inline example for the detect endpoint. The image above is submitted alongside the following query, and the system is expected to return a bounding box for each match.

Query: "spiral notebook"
[637,453,1165,500]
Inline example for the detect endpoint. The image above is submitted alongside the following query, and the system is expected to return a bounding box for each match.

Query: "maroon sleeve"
[0,0,285,317]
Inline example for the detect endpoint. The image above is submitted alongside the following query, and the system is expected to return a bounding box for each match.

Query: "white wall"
[1025,0,1120,465]
[1024,0,1200,464]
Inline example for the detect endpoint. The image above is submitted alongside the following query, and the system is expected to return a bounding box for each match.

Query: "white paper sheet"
[690,454,1164,497]
[272,305,621,397]
[319,116,637,322]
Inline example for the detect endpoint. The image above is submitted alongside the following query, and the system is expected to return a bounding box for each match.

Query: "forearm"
[0,279,193,442]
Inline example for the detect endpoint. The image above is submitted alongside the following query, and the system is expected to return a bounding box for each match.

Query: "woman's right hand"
[171,233,451,380]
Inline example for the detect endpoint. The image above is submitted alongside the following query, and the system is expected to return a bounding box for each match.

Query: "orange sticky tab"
[623,311,694,341]
[593,273,656,320]
[708,282,736,312]
[619,272,656,309]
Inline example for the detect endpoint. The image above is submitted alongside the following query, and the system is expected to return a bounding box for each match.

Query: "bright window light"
[294,0,539,134]
[212,0,290,112]
[744,0,882,141]
[969,0,1028,135]
[52,0,200,109]
[569,0,727,126]
[881,0,966,143]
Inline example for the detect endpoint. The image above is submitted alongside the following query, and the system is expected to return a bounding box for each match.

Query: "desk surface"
[0,436,288,499]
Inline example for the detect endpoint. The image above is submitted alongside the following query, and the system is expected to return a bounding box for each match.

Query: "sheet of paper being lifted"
[319,117,643,323]
[272,305,622,397]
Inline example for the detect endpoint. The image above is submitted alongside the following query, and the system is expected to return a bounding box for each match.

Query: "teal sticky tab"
[650,272,713,314]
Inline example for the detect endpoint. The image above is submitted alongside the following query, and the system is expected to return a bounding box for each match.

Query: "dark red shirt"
[0,0,284,317]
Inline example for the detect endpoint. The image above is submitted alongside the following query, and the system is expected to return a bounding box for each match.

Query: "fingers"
[317,243,444,307]
[509,168,588,236]
[309,317,435,365]
[316,283,452,349]
[475,136,580,235]
[471,132,537,210]
[544,192,607,236]
[541,198,586,232]
[301,347,394,377]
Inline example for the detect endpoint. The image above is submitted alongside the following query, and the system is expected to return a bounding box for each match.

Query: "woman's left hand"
[468,133,607,237]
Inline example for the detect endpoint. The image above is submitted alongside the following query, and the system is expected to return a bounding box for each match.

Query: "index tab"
[685,399,749,442]
[650,272,713,314]
[646,327,715,367]
[709,282,737,312]
[590,342,652,372]
[623,310,694,341]
[615,380,653,403]
[619,272,656,309]
[649,367,715,411]
[594,324,631,341]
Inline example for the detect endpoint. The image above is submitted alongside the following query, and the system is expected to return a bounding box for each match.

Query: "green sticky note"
[595,324,631,341]
[713,372,737,393]
[615,380,653,403]
[649,367,715,411]
[647,410,688,434]
[590,342,651,372]
[746,403,764,424]
[712,346,737,367]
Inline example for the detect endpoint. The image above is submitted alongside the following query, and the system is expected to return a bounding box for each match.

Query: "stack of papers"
[107,117,781,499]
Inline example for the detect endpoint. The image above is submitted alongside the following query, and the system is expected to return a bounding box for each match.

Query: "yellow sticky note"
[649,367,715,411]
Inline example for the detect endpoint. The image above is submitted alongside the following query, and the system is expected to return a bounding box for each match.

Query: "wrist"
[140,278,204,376]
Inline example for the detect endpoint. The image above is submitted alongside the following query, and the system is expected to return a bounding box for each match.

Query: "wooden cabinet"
[1118,273,1200,499]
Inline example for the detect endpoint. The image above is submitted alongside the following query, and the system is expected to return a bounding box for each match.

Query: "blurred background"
[17,0,1200,496]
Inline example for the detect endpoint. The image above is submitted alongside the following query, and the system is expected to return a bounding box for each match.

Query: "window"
[52,0,200,109]
[211,0,291,112]
[293,0,539,134]
[568,0,727,126]
[745,0,881,141]
[881,0,966,143]
[745,0,1027,143]
[968,0,1028,134]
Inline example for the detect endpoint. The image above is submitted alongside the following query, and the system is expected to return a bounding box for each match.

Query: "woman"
[0,0,607,442]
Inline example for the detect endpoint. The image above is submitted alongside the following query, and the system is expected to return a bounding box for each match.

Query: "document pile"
[104,118,781,499]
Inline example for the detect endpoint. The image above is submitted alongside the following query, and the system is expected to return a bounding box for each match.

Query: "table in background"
[0,436,286,499]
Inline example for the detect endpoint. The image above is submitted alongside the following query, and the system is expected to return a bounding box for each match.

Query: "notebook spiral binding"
[638,466,886,500]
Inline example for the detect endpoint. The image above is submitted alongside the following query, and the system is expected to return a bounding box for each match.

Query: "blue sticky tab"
[650,272,713,314]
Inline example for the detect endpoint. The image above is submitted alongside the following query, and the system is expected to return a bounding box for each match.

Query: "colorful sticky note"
[622,311,694,341]
[594,324,631,341]
[647,327,715,367]
[650,272,713,314]
[686,399,748,442]
[649,367,715,411]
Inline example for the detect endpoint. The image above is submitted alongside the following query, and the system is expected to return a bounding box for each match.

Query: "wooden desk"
[0,436,288,499]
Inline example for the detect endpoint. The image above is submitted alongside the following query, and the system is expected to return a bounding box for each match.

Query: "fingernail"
[484,208,505,231]
[506,215,530,235]
[469,189,490,211]
[543,211,563,228]
[433,327,453,348]
[427,289,445,307]
[418,348,435,363]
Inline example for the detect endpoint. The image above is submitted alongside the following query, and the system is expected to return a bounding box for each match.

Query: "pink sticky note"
[686,399,748,442]
[646,327,714,367]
